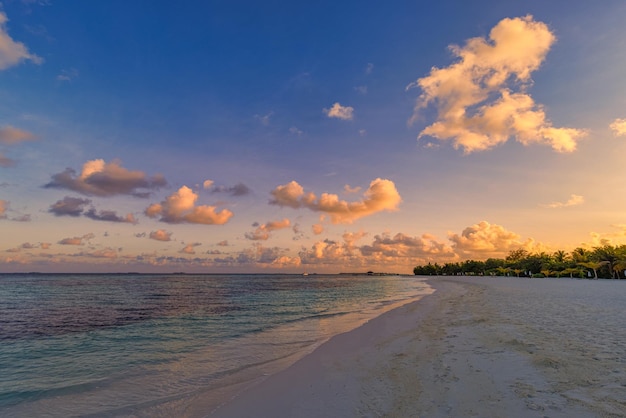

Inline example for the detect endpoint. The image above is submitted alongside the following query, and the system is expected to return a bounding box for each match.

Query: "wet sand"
[211,276,626,417]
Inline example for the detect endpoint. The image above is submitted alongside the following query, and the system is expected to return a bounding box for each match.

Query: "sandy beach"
[211,276,626,418]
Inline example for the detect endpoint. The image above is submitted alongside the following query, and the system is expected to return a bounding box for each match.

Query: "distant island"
[414,244,626,279]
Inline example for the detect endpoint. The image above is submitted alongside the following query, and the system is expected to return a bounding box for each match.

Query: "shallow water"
[0,273,431,417]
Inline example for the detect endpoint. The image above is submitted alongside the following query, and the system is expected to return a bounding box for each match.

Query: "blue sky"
[2,0,626,273]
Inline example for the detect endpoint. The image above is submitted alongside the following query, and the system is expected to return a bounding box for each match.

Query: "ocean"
[0,273,432,417]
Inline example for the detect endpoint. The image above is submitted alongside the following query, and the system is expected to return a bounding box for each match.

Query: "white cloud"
[57,68,79,82]
[0,12,42,70]
[269,178,401,224]
[365,63,374,75]
[354,85,368,95]
[408,15,586,153]
[610,118,626,136]
[145,186,234,225]
[203,179,214,189]
[254,111,273,126]
[324,102,354,120]
[543,194,584,208]
[289,126,303,136]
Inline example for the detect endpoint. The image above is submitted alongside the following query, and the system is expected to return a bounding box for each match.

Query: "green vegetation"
[413,245,626,279]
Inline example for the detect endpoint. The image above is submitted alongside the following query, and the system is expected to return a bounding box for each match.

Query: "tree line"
[413,244,626,279]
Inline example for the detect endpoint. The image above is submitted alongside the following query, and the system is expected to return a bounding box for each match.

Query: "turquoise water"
[0,273,431,417]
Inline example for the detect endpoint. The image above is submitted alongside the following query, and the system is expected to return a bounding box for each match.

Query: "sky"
[1,0,626,274]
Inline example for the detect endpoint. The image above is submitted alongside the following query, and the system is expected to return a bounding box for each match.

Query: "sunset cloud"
[84,208,137,224]
[58,233,95,246]
[324,102,354,120]
[448,221,537,257]
[149,229,172,241]
[360,232,454,259]
[145,186,234,225]
[408,15,586,153]
[0,199,6,218]
[245,218,291,241]
[49,196,91,217]
[0,125,36,145]
[0,12,43,70]
[270,178,401,224]
[211,182,251,196]
[543,194,584,208]
[180,242,201,254]
[45,159,167,197]
[312,224,324,235]
[49,196,137,223]
[610,118,626,136]
[212,243,292,267]
[77,248,119,259]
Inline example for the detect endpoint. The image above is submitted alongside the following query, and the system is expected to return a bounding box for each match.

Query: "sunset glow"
[2,1,626,273]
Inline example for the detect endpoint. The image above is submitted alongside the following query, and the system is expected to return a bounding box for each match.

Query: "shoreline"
[211,276,626,417]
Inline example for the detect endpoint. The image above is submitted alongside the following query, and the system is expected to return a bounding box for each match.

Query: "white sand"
[210,276,626,418]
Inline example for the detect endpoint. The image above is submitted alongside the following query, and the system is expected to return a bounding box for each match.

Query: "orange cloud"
[324,102,354,120]
[245,218,291,241]
[45,159,166,197]
[270,178,401,224]
[610,118,626,136]
[180,242,202,254]
[0,12,42,70]
[409,15,586,153]
[543,194,584,208]
[447,221,543,257]
[149,229,172,241]
[360,232,454,259]
[58,233,95,246]
[146,186,234,225]
[0,125,36,145]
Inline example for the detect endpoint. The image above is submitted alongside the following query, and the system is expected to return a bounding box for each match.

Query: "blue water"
[0,273,431,417]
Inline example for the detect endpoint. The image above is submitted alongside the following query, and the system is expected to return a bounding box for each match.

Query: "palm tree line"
[413,245,626,279]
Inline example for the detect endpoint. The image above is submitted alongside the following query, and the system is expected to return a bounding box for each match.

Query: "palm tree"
[571,247,590,263]
[578,261,608,279]
[592,245,622,279]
